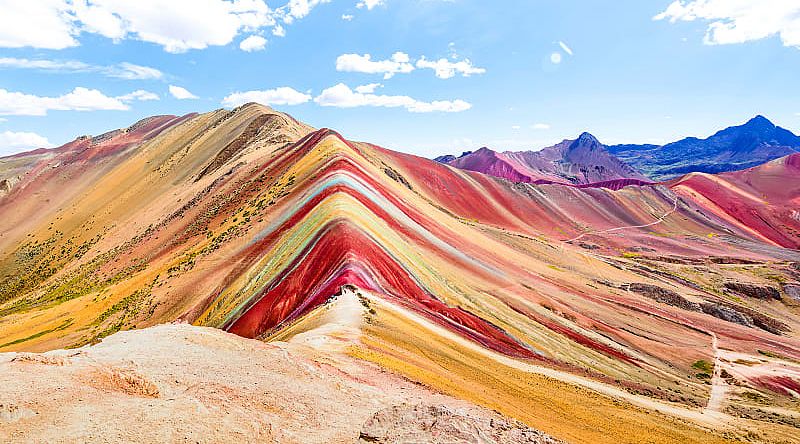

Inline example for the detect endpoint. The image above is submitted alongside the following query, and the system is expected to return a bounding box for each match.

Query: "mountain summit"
[438,132,647,185]
[609,115,800,180]
[1,106,799,442]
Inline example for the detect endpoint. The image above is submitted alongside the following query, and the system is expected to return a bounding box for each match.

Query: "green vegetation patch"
[0,318,73,348]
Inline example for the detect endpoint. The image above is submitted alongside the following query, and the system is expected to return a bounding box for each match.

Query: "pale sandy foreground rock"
[359,404,564,443]
[0,323,559,444]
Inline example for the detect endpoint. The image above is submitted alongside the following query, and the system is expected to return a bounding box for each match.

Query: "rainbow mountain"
[1,104,800,443]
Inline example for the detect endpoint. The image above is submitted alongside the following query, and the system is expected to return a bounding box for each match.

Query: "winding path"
[372,292,731,428]
[563,194,679,244]
[705,332,728,415]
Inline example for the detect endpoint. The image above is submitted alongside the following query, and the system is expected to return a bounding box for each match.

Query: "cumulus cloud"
[314,83,471,113]
[221,87,312,107]
[0,1,78,50]
[356,0,384,10]
[415,57,486,79]
[168,85,199,100]
[283,0,331,23]
[336,52,415,79]
[0,130,54,156]
[75,0,274,52]
[0,0,331,52]
[0,87,156,116]
[336,51,485,79]
[0,58,163,80]
[655,0,800,48]
[240,35,267,52]
[342,14,354,21]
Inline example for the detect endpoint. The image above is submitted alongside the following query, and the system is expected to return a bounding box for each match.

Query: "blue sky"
[1,0,799,157]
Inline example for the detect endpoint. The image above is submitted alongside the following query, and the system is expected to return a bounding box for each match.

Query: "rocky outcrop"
[0,179,11,196]
[358,404,563,444]
[784,284,800,302]
[723,283,781,301]
[626,283,701,312]
[700,303,754,328]
[700,302,789,335]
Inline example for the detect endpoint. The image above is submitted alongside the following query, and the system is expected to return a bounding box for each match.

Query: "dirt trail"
[287,287,363,352]
[705,332,728,415]
[372,293,732,428]
[563,194,679,243]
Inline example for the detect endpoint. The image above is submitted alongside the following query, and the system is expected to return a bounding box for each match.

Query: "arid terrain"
[1,104,799,443]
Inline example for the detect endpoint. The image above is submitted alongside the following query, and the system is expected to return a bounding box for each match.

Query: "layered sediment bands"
[669,153,800,249]
[2,104,800,420]
[194,132,535,358]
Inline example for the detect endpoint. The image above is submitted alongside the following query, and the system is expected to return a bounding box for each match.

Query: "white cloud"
[415,57,486,79]
[356,0,384,10]
[0,58,163,80]
[0,0,329,53]
[72,0,274,53]
[655,0,800,48]
[354,83,383,93]
[284,0,331,23]
[0,1,78,49]
[558,41,573,56]
[111,62,164,80]
[0,87,157,116]
[336,51,486,80]
[336,52,415,79]
[222,87,312,107]
[532,123,550,130]
[342,14,354,21]
[336,51,485,80]
[550,52,562,64]
[511,125,521,130]
[117,90,160,102]
[0,57,88,71]
[240,35,267,52]
[169,85,199,100]
[0,130,54,156]
[314,83,471,113]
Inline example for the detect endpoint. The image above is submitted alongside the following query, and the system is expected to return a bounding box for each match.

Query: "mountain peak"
[570,132,602,151]
[474,146,497,155]
[745,114,775,129]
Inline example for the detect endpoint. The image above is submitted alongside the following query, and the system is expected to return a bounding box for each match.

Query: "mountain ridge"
[1,105,799,442]
[436,115,800,184]
[609,115,800,180]
[438,132,647,185]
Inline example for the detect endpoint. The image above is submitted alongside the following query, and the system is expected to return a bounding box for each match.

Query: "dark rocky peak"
[569,132,603,151]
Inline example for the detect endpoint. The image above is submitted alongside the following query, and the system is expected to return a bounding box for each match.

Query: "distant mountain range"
[609,115,800,181]
[435,132,647,185]
[436,115,800,183]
